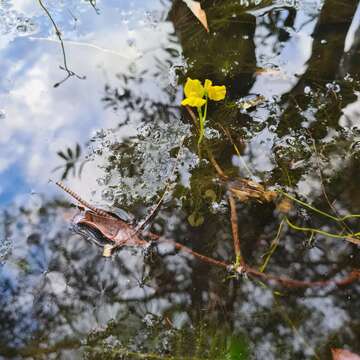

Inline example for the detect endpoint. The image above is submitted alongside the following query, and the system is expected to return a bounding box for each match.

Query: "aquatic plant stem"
[197,106,204,145]
[203,95,208,125]
[259,218,285,273]
[219,124,254,178]
[274,297,321,360]
[278,189,340,222]
[228,193,244,266]
[142,230,360,288]
[285,217,360,245]
[310,135,354,234]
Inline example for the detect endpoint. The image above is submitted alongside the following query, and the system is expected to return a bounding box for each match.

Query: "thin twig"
[285,217,360,245]
[147,231,360,288]
[207,152,228,179]
[259,218,285,273]
[219,124,254,178]
[37,0,85,87]
[228,193,244,266]
[310,135,353,235]
[185,106,199,131]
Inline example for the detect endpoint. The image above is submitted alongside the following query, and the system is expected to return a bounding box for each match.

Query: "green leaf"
[188,212,204,227]
[226,336,250,360]
[57,151,68,160]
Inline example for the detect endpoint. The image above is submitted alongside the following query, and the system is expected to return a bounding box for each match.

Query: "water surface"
[0,0,360,359]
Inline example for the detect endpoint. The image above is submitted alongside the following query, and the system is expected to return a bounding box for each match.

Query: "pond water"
[0,0,360,359]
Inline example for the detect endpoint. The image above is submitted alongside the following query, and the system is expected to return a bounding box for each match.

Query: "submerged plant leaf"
[226,336,250,360]
[188,212,204,227]
[182,0,209,32]
[331,349,360,360]
[204,189,217,202]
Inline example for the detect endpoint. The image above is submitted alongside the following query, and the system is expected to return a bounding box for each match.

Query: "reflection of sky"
[240,4,321,174]
[0,0,177,207]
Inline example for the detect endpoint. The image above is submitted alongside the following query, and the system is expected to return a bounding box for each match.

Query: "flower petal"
[181,96,206,107]
[184,78,205,99]
[204,79,212,92]
[208,85,226,101]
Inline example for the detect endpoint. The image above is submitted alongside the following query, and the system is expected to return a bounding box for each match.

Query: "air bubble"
[344,73,354,82]
[102,189,114,202]
[304,86,312,95]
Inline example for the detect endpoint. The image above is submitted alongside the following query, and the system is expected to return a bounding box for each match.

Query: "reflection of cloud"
[0,0,178,205]
[344,3,360,52]
[10,0,39,15]
[339,92,360,128]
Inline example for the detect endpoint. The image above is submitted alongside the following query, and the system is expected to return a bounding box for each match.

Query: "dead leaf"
[332,349,360,360]
[228,179,277,203]
[183,0,209,32]
[276,198,293,214]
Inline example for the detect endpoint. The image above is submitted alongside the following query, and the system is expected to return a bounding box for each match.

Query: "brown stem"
[185,106,199,131]
[207,152,228,179]
[245,266,360,288]
[146,231,360,289]
[228,193,244,266]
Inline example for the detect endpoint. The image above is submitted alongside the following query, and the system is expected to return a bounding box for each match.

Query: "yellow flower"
[181,78,206,107]
[204,79,226,101]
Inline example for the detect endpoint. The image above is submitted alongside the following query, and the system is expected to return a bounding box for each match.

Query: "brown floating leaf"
[228,179,277,203]
[74,210,145,248]
[183,0,209,32]
[276,198,293,214]
[332,349,360,360]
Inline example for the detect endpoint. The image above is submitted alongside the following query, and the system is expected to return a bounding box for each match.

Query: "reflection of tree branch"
[87,0,100,14]
[37,0,86,87]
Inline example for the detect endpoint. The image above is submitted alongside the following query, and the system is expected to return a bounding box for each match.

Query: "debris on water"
[326,82,341,93]
[255,67,284,78]
[236,94,266,111]
[344,73,354,82]
[228,178,277,203]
